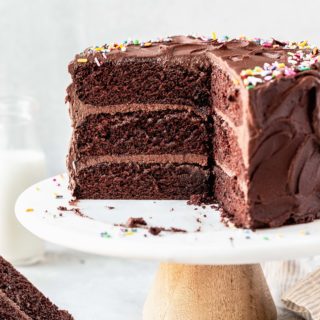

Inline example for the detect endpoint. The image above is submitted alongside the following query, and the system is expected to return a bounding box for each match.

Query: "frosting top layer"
[69,35,320,90]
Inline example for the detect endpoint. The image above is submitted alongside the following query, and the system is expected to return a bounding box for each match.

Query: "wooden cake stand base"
[143,263,277,320]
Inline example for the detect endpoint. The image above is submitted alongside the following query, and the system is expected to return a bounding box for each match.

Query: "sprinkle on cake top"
[73,34,320,90]
[240,47,319,89]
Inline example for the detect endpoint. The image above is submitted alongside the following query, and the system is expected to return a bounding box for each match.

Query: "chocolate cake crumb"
[187,194,205,206]
[57,206,68,211]
[107,206,115,210]
[187,194,213,206]
[196,217,201,223]
[148,226,187,236]
[170,227,187,233]
[148,227,163,236]
[113,223,122,227]
[170,208,174,212]
[114,218,188,236]
[125,217,147,228]
[69,198,79,206]
[210,203,220,209]
[195,226,202,232]
[57,206,90,219]
[73,208,87,218]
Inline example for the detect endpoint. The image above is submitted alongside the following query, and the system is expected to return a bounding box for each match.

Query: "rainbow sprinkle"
[120,227,138,237]
[299,230,311,236]
[94,57,101,67]
[100,231,111,239]
[25,208,34,212]
[240,44,320,89]
[77,58,88,63]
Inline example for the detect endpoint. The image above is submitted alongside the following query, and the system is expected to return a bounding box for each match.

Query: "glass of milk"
[0,96,46,265]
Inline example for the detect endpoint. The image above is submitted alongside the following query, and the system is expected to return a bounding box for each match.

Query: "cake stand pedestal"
[15,174,320,320]
[143,263,276,320]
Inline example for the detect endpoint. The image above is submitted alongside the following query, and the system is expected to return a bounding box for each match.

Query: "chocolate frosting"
[75,154,208,171]
[69,35,299,78]
[248,73,320,227]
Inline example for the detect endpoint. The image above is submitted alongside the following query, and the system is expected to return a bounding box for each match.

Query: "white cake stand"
[16,174,320,320]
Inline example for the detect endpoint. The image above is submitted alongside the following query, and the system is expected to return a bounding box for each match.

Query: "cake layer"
[213,113,244,177]
[69,55,212,114]
[73,110,210,156]
[71,162,210,199]
[0,256,73,320]
[211,63,243,126]
[0,290,31,320]
[213,166,249,228]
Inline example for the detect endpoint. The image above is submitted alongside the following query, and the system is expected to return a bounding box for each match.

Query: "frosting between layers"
[67,87,207,126]
[73,154,208,172]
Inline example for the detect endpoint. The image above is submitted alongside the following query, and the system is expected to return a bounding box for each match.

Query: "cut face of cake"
[66,35,320,229]
[68,51,212,200]
[0,256,73,320]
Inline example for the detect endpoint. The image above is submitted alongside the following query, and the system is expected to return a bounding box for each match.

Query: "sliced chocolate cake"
[0,290,32,320]
[66,35,320,229]
[0,256,73,320]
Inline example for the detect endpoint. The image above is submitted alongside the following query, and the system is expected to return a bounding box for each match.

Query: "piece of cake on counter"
[66,35,320,229]
[0,256,73,320]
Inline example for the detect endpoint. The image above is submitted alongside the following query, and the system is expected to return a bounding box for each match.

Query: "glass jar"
[0,96,46,265]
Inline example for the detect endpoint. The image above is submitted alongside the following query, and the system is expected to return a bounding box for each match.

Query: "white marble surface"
[18,244,157,320]
[16,244,320,320]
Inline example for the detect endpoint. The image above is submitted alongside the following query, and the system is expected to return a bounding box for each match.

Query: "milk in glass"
[0,96,45,265]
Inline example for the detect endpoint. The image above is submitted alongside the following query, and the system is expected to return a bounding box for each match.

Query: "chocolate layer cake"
[0,256,73,320]
[67,35,320,228]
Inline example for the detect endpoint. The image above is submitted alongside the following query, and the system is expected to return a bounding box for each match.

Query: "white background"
[1,2,320,319]
[0,0,319,175]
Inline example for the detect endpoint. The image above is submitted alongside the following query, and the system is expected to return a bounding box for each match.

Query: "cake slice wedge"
[0,256,73,320]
